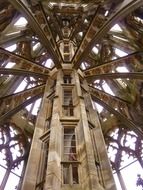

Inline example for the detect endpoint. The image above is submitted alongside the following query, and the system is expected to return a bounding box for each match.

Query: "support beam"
[109,38,135,52]
[69,13,86,41]
[69,4,100,41]
[119,21,141,49]
[89,86,129,105]
[73,0,143,69]
[86,72,143,82]
[85,56,98,68]
[89,86,131,119]
[0,84,45,102]
[91,94,143,138]
[52,5,83,14]
[126,14,143,34]
[0,93,42,124]
[84,52,142,76]
[0,48,50,74]
[0,83,56,126]
[0,33,26,46]
[0,85,45,117]
[0,68,48,78]
[41,2,63,40]
[34,3,63,67]
[8,0,62,68]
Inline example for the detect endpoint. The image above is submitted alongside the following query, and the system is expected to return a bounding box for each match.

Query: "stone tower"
[0,1,143,190]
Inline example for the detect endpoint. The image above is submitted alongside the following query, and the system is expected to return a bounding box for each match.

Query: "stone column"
[21,79,52,190]
[82,80,117,190]
[43,70,62,190]
[74,71,104,190]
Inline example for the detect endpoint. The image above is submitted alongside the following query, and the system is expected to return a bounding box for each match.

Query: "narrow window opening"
[63,89,74,116]
[62,127,79,185]
[63,75,72,84]
[64,128,77,161]
[72,165,79,184]
[63,164,70,184]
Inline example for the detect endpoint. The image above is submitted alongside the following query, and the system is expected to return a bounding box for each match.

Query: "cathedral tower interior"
[0,0,143,190]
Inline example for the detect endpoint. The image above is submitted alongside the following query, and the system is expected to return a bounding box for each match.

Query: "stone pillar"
[43,70,62,190]
[21,79,52,190]
[74,71,104,190]
[82,80,117,190]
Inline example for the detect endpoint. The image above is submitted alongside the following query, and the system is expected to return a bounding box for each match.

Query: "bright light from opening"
[115,48,128,57]
[5,62,16,69]
[102,81,115,96]
[121,161,143,190]
[32,98,42,115]
[92,46,99,54]
[5,44,17,52]
[49,2,56,6]
[0,167,6,185]
[82,4,87,8]
[6,31,21,36]
[84,19,88,23]
[113,35,128,42]
[105,10,109,16]
[110,24,122,32]
[26,103,32,111]
[112,56,118,60]
[81,62,86,70]
[93,102,103,113]
[14,80,27,93]
[14,17,28,27]
[79,32,83,37]
[81,62,89,70]
[44,59,54,68]
[33,42,41,51]
[116,66,129,73]
[114,173,122,190]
